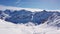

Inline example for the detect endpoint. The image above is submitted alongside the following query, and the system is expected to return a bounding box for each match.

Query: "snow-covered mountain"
[0,6,60,34]
[0,13,60,34]
[0,9,60,25]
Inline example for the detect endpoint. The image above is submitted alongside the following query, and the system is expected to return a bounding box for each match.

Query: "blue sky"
[0,0,60,10]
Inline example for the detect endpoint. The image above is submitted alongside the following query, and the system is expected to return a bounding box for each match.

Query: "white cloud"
[16,0,21,4]
[0,5,60,12]
[15,0,21,6]
[0,5,43,12]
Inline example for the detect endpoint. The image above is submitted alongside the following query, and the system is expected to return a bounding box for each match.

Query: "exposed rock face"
[0,9,60,25]
[5,10,32,24]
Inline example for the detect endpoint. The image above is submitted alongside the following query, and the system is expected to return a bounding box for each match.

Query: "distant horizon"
[0,5,60,11]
